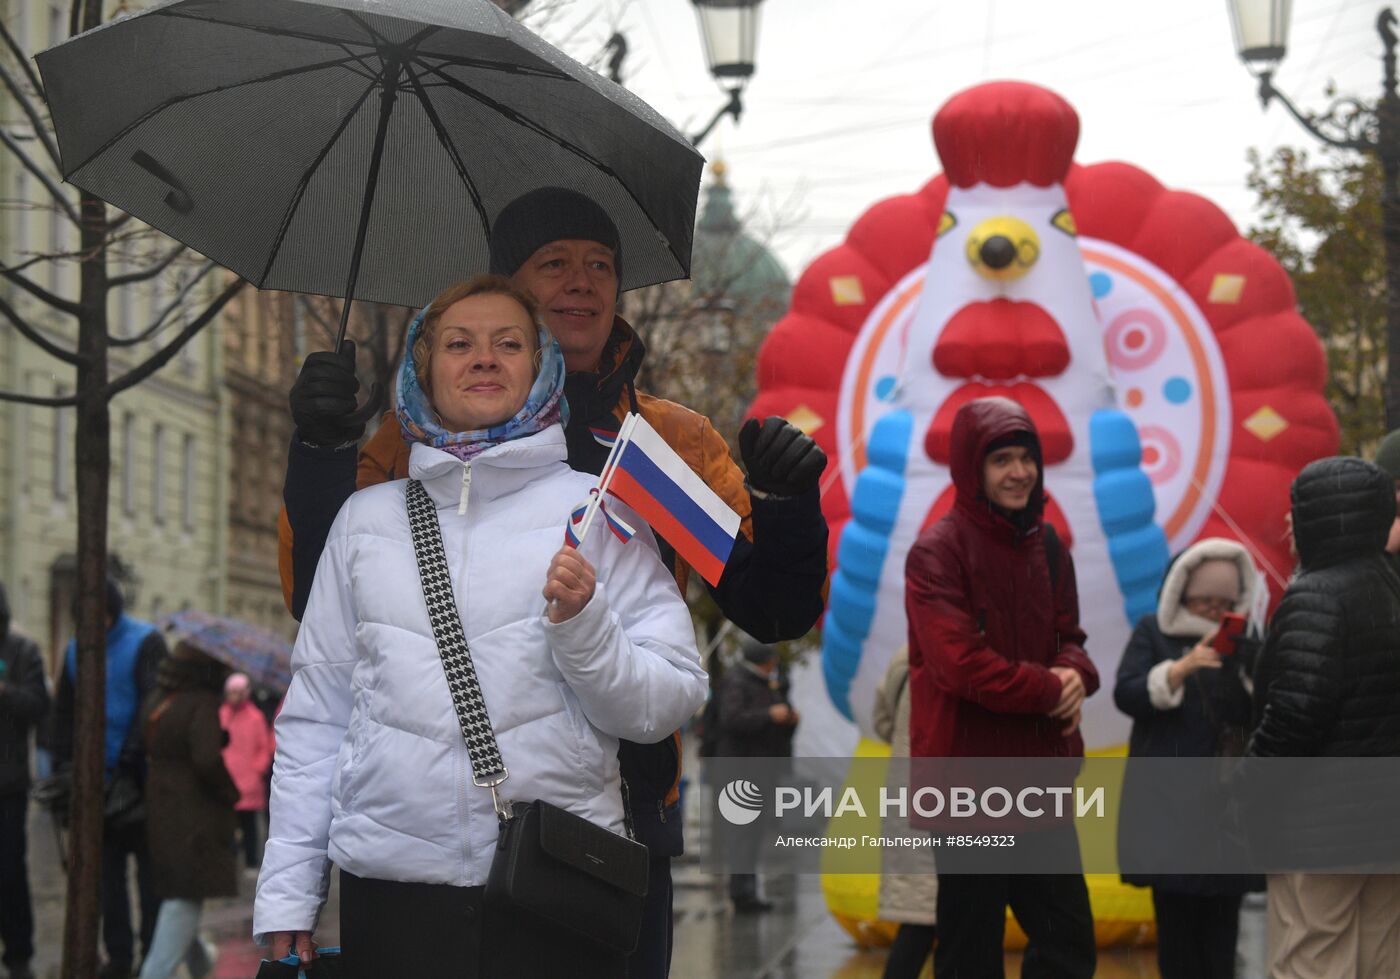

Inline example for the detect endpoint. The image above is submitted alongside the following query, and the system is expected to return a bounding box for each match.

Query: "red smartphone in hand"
[1212,612,1247,655]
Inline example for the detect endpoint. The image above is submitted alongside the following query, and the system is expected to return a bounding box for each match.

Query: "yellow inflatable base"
[821,740,1156,950]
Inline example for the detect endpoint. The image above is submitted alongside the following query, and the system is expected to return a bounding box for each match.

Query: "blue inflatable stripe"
[822,656,854,721]
[1094,469,1157,537]
[1088,408,1170,629]
[850,468,906,535]
[1088,412,1142,472]
[828,572,879,636]
[821,409,914,723]
[867,411,915,471]
[835,522,890,587]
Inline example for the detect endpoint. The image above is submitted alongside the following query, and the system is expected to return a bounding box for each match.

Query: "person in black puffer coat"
[1246,456,1400,979]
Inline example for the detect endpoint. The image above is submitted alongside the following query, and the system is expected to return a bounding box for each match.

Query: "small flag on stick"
[604,414,741,586]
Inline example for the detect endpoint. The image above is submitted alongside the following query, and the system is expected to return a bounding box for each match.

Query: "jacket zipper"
[457,461,472,517]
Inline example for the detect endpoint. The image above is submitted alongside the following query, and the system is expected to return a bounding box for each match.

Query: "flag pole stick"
[574,413,637,547]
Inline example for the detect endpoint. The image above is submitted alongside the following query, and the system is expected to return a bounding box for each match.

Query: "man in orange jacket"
[279,188,828,977]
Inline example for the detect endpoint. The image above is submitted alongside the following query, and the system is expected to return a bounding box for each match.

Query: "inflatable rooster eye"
[965,215,1040,282]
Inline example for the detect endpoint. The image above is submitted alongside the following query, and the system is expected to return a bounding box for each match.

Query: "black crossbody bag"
[405,479,649,954]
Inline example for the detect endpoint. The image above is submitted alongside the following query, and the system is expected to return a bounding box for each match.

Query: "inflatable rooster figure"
[751,81,1337,748]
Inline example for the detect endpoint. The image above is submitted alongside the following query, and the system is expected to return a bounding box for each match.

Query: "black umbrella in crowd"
[35,0,704,347]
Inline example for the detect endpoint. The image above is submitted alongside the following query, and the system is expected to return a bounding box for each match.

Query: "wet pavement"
[14,787,1265,979]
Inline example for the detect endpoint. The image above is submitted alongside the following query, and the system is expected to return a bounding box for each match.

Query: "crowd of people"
[0,182,1397,979]
[871,401,1400,979]
[0,578,279,979]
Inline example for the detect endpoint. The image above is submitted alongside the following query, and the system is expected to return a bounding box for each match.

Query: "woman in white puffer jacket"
[253,275,707,977]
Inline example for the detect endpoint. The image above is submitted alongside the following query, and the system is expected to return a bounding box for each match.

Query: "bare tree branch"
[0,263,81,316]
[110,260,216,346]
[0,18,45,97]
[0,388,79,407]
[106,212,133,234]
[108,242,187,288]
[0,292,82,364]
[0,52,62,171]
[105,278,246,398]
[298,295,339,341]
[0,129,80,224]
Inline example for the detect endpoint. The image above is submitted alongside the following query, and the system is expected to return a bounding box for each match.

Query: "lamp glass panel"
[695,4,760,80]
[1227,0,1292,64]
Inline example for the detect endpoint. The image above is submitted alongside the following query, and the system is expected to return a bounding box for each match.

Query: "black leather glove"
[740,416,827,497]
[289,340,379,447]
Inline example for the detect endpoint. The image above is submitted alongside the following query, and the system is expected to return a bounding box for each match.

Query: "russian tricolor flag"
[604,415,741,586]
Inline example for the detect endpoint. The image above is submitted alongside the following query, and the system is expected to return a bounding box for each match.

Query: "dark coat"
[1115,615,1260,895]
[1242,457,1400,869]
[0,583,50,797]
[1249,458,1400,758]
[714,662,794,759]
[905,397,1099,759]
[143,656,240,900]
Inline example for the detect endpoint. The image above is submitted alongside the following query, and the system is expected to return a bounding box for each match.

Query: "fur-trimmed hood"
[1156,537,1260,639]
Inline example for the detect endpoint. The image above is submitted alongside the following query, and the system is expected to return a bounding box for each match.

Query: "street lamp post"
[1230,1,1400,428]
[690,0,765,146]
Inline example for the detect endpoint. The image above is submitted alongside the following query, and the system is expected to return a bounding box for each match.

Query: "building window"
[122,412,136,516]
[152,424,165,524]
[182,433,196,531]
[53,385,71,501]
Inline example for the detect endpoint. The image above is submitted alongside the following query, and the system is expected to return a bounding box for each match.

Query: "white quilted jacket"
[253,427,706,941]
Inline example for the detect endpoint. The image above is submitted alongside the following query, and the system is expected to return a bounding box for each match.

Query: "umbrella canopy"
[35,0,703,319]
[161,608,294,691]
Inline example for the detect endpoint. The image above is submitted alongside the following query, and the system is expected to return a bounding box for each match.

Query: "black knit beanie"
[489,187,622,285]
[1375,428,1400,481]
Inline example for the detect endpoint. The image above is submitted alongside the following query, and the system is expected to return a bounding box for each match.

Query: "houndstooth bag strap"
[405,478,508,791]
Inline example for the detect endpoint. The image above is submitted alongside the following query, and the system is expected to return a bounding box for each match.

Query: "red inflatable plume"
[933,81,1079,188]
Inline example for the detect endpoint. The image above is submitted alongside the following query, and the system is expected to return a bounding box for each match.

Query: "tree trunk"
[61,7,112,973]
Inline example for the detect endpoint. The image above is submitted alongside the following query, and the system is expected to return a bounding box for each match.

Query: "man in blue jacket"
[51,579,167,979]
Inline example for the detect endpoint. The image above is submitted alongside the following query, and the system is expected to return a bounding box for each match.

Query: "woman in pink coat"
[219,673,273,872]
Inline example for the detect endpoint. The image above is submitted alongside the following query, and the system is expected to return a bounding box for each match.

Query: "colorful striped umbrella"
[161,609,294,691]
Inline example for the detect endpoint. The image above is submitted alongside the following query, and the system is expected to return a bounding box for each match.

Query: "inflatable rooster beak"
[965,215,1040,282]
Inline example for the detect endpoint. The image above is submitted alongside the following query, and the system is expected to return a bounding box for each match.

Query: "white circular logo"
[717,779,764,826]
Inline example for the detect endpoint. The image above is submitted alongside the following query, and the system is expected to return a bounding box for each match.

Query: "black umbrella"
[35,0,703,347]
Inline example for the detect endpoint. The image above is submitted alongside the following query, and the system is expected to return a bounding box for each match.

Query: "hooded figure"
[905,397,1099,759]
[1250,457,1400,759]
[904,397,1099,979]
[1114,539,1264,979]
[0,582,49,979]
[1244,457,1400,979]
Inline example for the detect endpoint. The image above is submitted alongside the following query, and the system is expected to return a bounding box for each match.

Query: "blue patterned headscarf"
[396,301,569,462]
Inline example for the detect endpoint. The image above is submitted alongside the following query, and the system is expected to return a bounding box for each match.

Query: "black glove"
[289,340,379,447]
[740,416,827,497]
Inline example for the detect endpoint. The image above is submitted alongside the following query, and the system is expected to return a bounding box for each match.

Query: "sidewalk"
[20,803,340,979]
